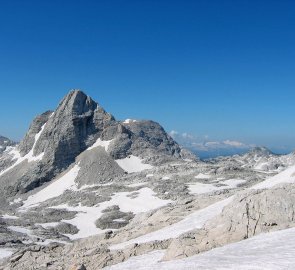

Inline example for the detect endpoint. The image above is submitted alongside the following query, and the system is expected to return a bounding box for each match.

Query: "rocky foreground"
[0,90,294,269]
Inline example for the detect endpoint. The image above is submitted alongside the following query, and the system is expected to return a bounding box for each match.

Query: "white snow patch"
[189,179,246,195]
[127,182,147,188]
[0,123,47,177]
[113,218,126,223]
[6,147,21,161]
[20,164,80,210]
[116,155,153,173]
[8,226,33,236]
[222,179,246,188]
[146,174,153,178]
[1,214,19,220]
[162,176,170,180]
[9,198,22,205]
[110,197,232,250]
[78,182,114,190]
[195,173,211,179]
[252,164,295,189]
[188,182,220,194]
[26,123,46,162]
[87,138,112,152]
[0,248,15,261]
[52,187,171,239]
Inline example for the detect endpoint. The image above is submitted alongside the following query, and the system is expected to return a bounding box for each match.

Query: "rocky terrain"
[0,90,294,269]
[0,136,15,153]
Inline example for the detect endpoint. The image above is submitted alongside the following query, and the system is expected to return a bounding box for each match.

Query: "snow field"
[110,196,233,250]
[51,187,172,239]
[115,155,153,173]
[106,227,295,270]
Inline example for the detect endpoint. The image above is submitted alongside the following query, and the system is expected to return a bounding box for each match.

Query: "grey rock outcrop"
[163,183,295,260]
[18,111,53,156]
[95,205,135,230]
[108,120,195,163]
[53,222,79,235]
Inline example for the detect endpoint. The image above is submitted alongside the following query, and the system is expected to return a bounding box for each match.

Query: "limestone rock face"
[18,110,53,156]
[164,184,295,261]
[95,205,135,230]
[108,120,195,162]
[34,90,116,170]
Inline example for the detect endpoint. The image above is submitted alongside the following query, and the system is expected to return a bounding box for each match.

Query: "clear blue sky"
[0,0,295,152]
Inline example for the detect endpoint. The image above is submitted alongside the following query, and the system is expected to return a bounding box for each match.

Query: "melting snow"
[115,155,153,173]
[1,214,19,220]
[10,198,22,205]
[20,164,80,210]
[222,179,246,188]
[110,197,232,250]
[127,182,147,187]
[107,227,295,270]
[188,182,220,194]
[113,218,126,223]
[52,187,171,239]
[8,226,33,236]
[195,173,211,179]
[0,123,47,177]
[26,123,46,162]
[252,164,295,189]
[189,179,245,195]
[0,248,15,261]
[87,138,112,151]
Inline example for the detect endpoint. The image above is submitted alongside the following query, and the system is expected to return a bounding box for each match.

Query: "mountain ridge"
[0,89,195,198]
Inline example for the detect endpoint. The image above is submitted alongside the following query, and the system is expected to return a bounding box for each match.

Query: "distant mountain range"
[169,131,254,159]
[0,136,15,153]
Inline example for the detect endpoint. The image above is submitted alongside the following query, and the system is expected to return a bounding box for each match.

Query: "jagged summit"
[0,90,194,197]
[57,89,101,116]
[31,90,115,169]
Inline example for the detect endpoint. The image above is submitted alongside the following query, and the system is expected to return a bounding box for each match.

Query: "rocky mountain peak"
[58,89,98,117]
[32,90,116,170]
[0,90,195,196]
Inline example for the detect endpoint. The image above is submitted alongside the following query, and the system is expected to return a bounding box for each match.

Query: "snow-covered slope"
[252,163,295,189]
[106,227,295,270]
